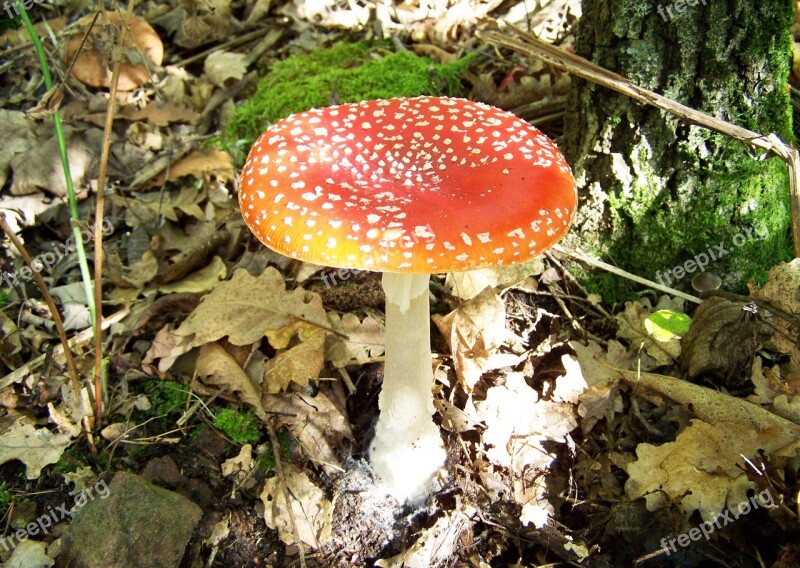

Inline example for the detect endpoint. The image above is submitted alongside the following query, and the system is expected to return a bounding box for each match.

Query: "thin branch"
[0,215,81,392]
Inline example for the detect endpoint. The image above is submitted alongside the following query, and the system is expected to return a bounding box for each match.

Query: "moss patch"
[222,41,474,163]
[213,408,262,445]
[566,0,794,302]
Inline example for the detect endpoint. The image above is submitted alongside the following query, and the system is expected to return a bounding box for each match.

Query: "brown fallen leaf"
[173,267,328,349]
[680,296,772,383]
[106,250,159,289]
[433,287,517,391]
[0,420,74,479]
[625,419,793,520]
[120,101,199,126]
[152,148,234,184]
[325,312,384,368]
[749,259,800,362]
[221,444,254,479]
[204,51,248,88]
[261,470,332,549]
[196,343,265,418]
[262,384,352,473]
[263,330,326,394]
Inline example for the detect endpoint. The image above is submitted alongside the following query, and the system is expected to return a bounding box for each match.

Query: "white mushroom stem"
[369,272,446,503]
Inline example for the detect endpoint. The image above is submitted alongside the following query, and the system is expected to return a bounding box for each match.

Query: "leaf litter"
[0,0,798,566]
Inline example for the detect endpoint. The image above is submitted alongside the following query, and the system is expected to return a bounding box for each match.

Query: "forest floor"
[0,1,799,567]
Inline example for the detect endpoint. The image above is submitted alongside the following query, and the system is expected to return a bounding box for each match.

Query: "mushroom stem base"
[370,272,446,504]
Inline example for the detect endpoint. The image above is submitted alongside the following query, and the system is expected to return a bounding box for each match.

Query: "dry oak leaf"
[196,343,265,418]
[0,421,73,479]
[173,267,328,349]
[433,286,517,391]
[625,419,794,521]
[121,101,198,126]
[221,444,254,478]
[262,385,352,473]
[445,257,545,300]
[261,471,333,549]
[263,330,326,394]
[153,148,234,184]
[325,312,384,368]
[749,259,800,361]
[204,50,247,88]
[477,373,577,472]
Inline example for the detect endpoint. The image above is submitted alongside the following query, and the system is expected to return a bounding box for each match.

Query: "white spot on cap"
[460,232,472,246]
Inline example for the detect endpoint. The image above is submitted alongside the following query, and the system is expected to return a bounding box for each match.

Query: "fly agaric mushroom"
[239,96,577,503]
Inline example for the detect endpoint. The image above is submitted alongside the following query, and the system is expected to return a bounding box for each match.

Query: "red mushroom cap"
[239,96,577,273]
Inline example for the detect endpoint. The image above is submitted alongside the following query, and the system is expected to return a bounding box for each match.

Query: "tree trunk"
[562,0,794,298]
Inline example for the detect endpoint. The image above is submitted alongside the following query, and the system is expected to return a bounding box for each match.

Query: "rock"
[141,455,184,487]
[59,472,202,568]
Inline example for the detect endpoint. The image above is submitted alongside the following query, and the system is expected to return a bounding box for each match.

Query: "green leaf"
[644,309,691,342]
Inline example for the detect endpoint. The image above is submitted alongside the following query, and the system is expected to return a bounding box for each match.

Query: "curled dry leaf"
[325,312,384,368]
[152,148,234,184]
[196,343,265,418]
[625,419,795,520]
[432,287,518,391]
[261,471,332,549]
[262,385,352,474]
[680,296,773,382]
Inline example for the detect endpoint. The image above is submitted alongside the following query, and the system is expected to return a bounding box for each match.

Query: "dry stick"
[0,215,81,392]
[552,244,702,304]
[91,2,136,424]
[265,418,307,568]
[478,22,800,257]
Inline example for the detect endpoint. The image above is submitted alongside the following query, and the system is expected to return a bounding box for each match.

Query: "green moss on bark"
[565,0,794,300]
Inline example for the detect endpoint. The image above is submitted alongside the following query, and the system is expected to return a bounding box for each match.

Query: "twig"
[553,244,702,304]
[173,27,278,68]
[478,21,800,257]
[0,308,128,390]
[0,215,81,392]
[265,418,307,568]
[90,0,135,426]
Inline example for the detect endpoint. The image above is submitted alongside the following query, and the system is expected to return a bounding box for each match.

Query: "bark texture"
[562,0,793,297]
